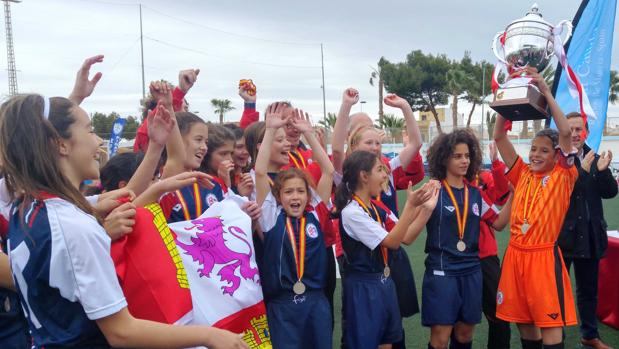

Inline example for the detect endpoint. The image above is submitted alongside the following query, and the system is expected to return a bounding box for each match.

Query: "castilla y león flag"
[169,195,272,349]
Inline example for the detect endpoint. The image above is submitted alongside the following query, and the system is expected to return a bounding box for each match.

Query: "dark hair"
[426,128,482,182]
[534,128,559,149]
[201,123,236,174]
[100,152,145,192]
[223,123,244,140]
[272,168,314,204]
[565,112,589,130]
[175,112,206,136]
[334,150,380,215]
[244,121,266,170]
[0,94,93,215]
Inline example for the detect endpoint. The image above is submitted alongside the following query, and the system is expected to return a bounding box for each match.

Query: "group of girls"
[0,53,580,349]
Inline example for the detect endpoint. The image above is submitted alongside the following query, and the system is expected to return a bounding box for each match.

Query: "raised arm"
[380,181,434,249]
[151,81,185,179]
[528,67,572,153]
[255,103,289,206]
[69,55,104,105]
[493,114,518,169]
[124,103,174,197]
[292,109,334,204]
[383,94,422,168]
[332,88,359,173]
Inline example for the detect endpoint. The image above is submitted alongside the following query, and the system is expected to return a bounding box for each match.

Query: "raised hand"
[581,150,595,173]
[383,93,410,109]
[489,141,499,162]
[157,171,214,194]
[597,150,613,171]
[178,69,200,93]
[103,202,136,241]
[241,201,262,221]
[511,66,551,97]
[147,102,176,146]
[236,172,254,198]
[69,55,104,105]
[239,79,257,103]
[421,180,441,211]
[407,182,432,207]
[149,81,173,109]
[217,160,236,188]
[291,109,313,134]
[342,88,359,106]
[265,102,290,129]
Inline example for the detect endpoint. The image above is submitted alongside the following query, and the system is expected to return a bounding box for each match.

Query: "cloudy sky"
[1,0,618,125]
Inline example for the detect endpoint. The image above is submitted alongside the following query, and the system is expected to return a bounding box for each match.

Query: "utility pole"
[139,3,146,100]
[320,43,326,122]
[3,0,20,96]
[481,63,486,141]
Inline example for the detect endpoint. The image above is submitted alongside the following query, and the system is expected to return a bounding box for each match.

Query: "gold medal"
[293,281,306,295]
[286,216,306,294]
[353,195,390,276]
[442,181,469,252]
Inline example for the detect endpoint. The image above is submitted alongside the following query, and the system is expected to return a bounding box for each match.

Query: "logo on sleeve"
[497,291,504,305]
[444,206,455,213]
[306,223,319,239]
[205,194,218,207]
[472,203,480,216]
[173,204,182,212]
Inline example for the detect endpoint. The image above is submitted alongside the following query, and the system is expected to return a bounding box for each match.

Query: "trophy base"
[490,85,549,121]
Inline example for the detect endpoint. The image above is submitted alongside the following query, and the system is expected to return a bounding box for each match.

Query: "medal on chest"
[442,181,469,252]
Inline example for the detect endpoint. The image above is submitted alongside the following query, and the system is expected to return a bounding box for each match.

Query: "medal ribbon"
[353,195,388,269]
[288,149,307,169]
[285,216,306,282]
[522,177,542,224]
[175,183,201,221]
[441,180,469,241]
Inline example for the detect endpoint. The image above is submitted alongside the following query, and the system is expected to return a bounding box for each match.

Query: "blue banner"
[108,117,127,157]
[553,0,617,151]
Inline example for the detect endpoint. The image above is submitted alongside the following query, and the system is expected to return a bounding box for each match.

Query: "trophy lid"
[507,3,553,30]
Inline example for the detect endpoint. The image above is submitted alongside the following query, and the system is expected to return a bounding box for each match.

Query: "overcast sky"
[1,0,618,125]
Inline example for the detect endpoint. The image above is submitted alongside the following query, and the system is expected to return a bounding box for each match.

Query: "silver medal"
[293,281,306,295]
[456,240,467,252]
[383,266,391,278]
[521,221,530,234]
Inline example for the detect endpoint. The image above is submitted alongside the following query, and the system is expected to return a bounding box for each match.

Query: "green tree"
[211,98,236,124]
[379,51,452,133]
[318,112,337,131]
[375,113,404,130]
[91,112,140,140]
[446,65,473,128]
[459,53,494,127]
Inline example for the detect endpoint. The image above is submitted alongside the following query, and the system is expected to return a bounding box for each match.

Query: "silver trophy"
[490,4,572,121]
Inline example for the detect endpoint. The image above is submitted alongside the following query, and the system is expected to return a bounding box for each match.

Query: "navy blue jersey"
[340,199,398,274]
[160,181,225,223]
[424,185,498,275]
[8,196,126,348]
[258,191,329,298]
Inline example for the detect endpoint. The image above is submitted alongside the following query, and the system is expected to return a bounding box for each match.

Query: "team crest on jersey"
[472,203,480,216]
[306,223,319,239]
[444,206,455,213]
[497,290,504,305]
[173,204,182,212]
[205,193,218,206]
[542,175,551,187]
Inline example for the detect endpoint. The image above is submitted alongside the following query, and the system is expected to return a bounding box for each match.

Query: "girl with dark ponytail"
[336,150,434,349]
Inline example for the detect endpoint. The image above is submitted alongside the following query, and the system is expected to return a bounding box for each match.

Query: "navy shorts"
[343,272,402,348]
[266,290,332,349]
[421,268,483,326]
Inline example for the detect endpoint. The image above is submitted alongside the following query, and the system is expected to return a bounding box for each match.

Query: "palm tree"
[446,67,473,128]
[376,113,404,142]
[318,112,337,131]
[211,99,236,124]
[370,66,384,123]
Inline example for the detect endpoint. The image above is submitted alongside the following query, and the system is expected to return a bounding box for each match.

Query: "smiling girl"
[255,103,335,349]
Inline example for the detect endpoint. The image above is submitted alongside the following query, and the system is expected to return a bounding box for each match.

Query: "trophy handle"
[492,32,508,65]
[555,20,573,46]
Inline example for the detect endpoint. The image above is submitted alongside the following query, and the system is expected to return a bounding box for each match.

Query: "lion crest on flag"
[176,216,259,296]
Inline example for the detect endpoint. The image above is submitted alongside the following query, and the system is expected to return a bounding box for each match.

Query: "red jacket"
[475,160,510,259]
[239,102,259,130]
[134,87,187,153]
